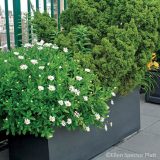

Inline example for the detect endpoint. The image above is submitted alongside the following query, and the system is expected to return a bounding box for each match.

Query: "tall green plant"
[32,12,57,43]
[61,0,160,94]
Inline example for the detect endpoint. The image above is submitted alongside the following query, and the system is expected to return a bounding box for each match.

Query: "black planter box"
[0,131,8,152]
[145,70,160,104]
[9,89,140,160]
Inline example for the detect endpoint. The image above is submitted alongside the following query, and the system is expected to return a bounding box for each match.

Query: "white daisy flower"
[48,75,55,81]
[76,76,83,81]
[47,63,50,66]
[59,66,62,69]
[39,66,45,70]
[95,113,101,120]
[69,86,75,92]
[83,96,88,101]
[52,44,59,50]
[37,40,44,46]
[74,89,80,96]
[24,118,30,125]
[111,92,116,97]
[111,100,114,105]
[85,126,90,132]
[64,101,71,107]
[4,60,7,63]
[85,68,91,72]
[44,43,52,47]
[18,55,24,60]
[63,47,68,53]
[61,120,66,126]
[49,116,55,122]
[24,43,32,48]
[105,124,108,131]
[74,111,80,118]
[14,52,19,55]
[38,86,44,91]
[31,59,38,65]
[48,85,56,91]
[100,117,105,122]
[58,100,64,106]
[20,64,28,70]
[67,118,72,125]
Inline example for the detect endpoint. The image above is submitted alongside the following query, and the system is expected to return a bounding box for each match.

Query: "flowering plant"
[147,53,160,70]
[0,41,115,138]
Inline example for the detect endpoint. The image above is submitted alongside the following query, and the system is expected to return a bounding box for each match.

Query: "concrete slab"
[118,132,160,159]
[140,115,159,130]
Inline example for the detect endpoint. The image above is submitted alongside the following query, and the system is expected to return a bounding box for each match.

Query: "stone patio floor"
[92,95,160,160]
[0,94,160,160]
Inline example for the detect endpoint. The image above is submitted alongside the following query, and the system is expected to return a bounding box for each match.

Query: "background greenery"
[32,12,57,43]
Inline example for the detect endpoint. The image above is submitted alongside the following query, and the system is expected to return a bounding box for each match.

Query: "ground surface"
[92,95,160,160]
[0,95,160,160]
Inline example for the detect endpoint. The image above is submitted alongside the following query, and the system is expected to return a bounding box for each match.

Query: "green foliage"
[0,42,114,138]
[55,25,92,53]
[32,12,57,43]
[61,0,160,94]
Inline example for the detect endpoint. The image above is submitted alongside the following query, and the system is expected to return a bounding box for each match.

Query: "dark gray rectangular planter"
[145,70,160,104]
[0,131,8,150]
[9,89,140,160]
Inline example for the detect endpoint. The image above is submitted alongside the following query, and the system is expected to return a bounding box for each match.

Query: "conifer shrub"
[32,12,57,43]
[61,0,160,94]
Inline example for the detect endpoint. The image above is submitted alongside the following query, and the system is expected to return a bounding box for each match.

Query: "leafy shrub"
[61,0,160,94]
[55,25,92,53]
[32,12,57,43]
[0,42,114,138]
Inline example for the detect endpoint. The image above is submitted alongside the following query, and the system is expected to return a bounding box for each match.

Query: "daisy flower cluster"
[0,41,116,139]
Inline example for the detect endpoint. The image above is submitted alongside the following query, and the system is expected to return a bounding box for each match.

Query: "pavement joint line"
[140,119,160,131]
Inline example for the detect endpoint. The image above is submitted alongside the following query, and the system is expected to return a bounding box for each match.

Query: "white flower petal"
[105,124,108,131]
[76,76,83,81]
[20,64,28,70]
[48,75,55,81]
[24,118,30,125]
[38,86,44,91]
[64,101,71,107]
[85,68,91,72]
[49,116,55,122]
[48,85,56,91]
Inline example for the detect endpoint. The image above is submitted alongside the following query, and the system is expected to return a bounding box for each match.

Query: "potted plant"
[145,52,160,103]
[5,0,160,159]
[0,41,140,160]
[0,42,115,160]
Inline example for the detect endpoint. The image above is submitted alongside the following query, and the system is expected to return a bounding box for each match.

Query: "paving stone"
[144,121,160,136]
[140,115,159,130]
[92,146,156,160]
[140,103,160,119]
[118,132,160,159]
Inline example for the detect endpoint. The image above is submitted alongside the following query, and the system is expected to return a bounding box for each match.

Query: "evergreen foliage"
[61,0,160,94]
[32,12,57,43]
